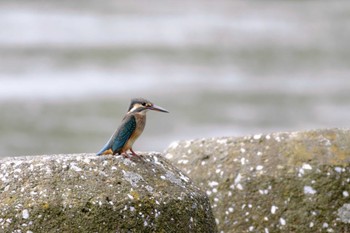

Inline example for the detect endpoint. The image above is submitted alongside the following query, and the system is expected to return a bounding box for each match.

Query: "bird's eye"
[142,102,147,106]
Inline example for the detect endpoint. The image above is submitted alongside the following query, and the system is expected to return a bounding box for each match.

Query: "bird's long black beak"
[148,104,169,113]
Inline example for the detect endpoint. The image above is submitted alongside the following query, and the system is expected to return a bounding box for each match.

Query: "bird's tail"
[96,142,112,156]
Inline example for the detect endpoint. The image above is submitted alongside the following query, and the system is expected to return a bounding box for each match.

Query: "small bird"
[97,98,169,157]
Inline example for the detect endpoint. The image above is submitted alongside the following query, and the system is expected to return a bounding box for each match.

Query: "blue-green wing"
[111,115,137,152]
[97,115,136,155]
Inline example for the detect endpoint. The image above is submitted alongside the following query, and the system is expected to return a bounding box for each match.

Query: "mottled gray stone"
[338,203,350,224]
[0,153,216,233]
[165,128,350,233]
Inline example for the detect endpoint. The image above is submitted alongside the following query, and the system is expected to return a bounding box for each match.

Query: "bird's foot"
[121,153,130,158]
[130,148,143,159]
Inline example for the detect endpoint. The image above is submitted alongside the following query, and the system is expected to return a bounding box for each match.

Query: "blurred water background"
[1,1,350,157]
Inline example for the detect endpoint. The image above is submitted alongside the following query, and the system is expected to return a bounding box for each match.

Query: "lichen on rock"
[0,153,217,233]
[166,128,350,233]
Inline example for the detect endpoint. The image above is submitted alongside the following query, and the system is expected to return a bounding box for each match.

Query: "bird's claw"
[121,153,129,158]
[130,148,143,159]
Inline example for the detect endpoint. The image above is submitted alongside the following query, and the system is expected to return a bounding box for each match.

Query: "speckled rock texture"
[165,128,350,233]
[0,153,216,233]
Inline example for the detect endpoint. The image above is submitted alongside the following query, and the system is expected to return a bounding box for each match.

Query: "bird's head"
[127,98,169,114]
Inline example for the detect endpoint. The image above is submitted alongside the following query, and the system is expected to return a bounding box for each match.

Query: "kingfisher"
[97,98,169,157]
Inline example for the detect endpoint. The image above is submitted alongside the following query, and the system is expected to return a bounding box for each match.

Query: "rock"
[0,153,217,233]
[165,128,350,233]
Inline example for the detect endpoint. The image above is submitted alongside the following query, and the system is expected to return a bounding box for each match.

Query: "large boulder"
[165,128,350,233]
[0,153,217,233]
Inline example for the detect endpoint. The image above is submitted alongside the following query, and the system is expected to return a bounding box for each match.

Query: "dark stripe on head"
[128,97,152,111]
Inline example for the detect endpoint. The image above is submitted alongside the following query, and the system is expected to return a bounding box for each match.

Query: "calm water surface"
[0,1,350,156]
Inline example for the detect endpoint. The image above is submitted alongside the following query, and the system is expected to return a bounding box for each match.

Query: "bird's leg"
[130,148,143,158]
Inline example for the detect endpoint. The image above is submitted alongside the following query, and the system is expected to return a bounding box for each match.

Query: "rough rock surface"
[165,128,350,233]
[0,153,216,233]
